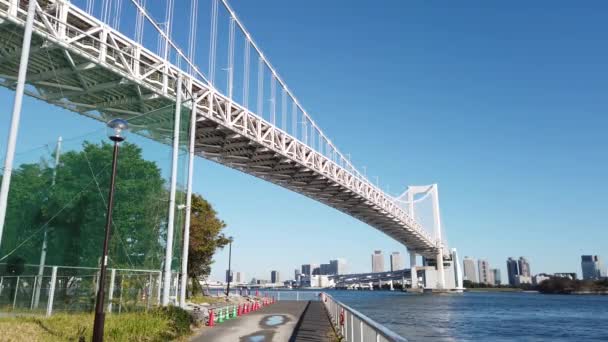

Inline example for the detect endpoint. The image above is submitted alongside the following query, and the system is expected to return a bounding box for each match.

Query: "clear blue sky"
[1,0,607,283]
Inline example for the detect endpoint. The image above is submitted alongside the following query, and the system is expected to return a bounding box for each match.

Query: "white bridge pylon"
[0,0,457,305]
[394,184,458,290]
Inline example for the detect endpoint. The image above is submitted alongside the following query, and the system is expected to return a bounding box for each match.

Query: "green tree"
[187,194,230,295]
[0,141,169,271]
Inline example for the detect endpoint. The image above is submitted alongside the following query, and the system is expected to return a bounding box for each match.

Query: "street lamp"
[92,119,128,342]
[226,237,233,297]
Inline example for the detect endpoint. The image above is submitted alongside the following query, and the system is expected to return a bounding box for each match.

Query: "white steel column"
[46,266,57,316]
[179,96,197,308]
[162,75,183,306]
[34,136,62,308]
[107,268,116,312]
[0,0,37,249]
[410,252,417,289]
[432,184,445,289]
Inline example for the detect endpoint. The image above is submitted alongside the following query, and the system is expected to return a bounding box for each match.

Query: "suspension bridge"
[0,0,462,308]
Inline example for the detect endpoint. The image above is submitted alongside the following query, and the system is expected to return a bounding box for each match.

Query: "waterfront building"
[463,257,477,282]
[330,259,347,275]
[372,250,384,273]
[581,255,604,280]
[390,252,404,272]
[554,272,577,280]
[320,263,331,275]
[491,268,501,285]
[506,257,519,286]
[235,272,244,283]
[518,257,531,277]
[533,273,551,285]
[514,275,532,286]
[312,265,321,275]
[271,270,280,283]
[302,263,319,276]
[478,259,491,284]
[225,269,233,282]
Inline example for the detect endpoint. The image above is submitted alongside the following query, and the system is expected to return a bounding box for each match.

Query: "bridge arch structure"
[0,0,461,307]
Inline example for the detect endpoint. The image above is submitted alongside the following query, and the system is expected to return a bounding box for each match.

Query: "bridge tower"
[400,184,463,292]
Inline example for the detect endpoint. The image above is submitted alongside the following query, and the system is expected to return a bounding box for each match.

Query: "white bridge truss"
[0,0,446,278]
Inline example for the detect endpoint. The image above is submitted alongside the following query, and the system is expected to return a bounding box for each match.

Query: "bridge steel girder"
[0,0,438,257]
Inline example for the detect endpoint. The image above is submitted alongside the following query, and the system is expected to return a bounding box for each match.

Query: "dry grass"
[0,307,192,341]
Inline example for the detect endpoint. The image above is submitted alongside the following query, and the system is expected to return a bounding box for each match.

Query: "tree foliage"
[187,194,230,293]
[0,141,169,271]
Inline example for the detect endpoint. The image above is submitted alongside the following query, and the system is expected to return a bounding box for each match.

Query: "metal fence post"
[12,276,20,309]
[46,266,57,316]
[296,291,299,301]
[360,320,364,342]
[0,277,3,296]
[278,292,280,301]
[107,268,116,313]
[147,273,152,310]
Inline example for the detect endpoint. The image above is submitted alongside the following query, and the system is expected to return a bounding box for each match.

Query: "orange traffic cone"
[208,309,215,327]
[237,304,242,316]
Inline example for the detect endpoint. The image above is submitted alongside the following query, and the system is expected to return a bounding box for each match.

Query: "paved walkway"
[190,300,335,342]
[289,301,334,342]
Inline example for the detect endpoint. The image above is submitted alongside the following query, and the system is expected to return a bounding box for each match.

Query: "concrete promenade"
[191,300,334,342]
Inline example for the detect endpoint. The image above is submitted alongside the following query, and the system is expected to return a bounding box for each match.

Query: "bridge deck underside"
[0,2,438,257]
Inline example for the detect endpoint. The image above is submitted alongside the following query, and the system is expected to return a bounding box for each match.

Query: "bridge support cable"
[179,95,197,308]
[0,0,37,250]
[256,56,264,118]
[270,75,276,125]
[291,99,297,138]
[226,16,236,98]
[242,40,250,108]
[162,74,183,306]
[86,0,94,14]
[209,0,219,85]
[281,88,287,131]
[113,0,122,29]
[135,0,146,45]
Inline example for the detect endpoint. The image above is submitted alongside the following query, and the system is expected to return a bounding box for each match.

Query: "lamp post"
[225,237,233,297]
[92,119,128,342]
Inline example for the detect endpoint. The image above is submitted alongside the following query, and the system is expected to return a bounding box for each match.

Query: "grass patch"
[0,306,192,341]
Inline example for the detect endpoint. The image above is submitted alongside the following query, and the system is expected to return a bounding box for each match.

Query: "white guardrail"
[321,292,407,342]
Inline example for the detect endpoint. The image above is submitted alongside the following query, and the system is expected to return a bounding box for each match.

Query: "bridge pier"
[410,252,418,289]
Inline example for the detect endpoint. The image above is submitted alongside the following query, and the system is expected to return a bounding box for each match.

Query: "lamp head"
[107,118,129,142]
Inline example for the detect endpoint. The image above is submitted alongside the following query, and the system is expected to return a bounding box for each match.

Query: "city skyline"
[2,0,606,283]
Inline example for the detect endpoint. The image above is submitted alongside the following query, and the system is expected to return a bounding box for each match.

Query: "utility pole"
[225,238,233,296]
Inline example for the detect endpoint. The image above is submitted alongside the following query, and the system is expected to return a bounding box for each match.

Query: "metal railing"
[321,292,407,342]
[0,264,174,316]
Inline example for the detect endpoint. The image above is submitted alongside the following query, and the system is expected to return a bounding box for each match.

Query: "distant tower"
[478,259,490,284]
[330,259,347,275]
[506,257,519,286]
[462,257,478,283]
[518,257,531,277]
[581,255,603,280]
[492,269,501,285]
[271,270,280,283]
[372,250,384,273]
[390,252,404,272]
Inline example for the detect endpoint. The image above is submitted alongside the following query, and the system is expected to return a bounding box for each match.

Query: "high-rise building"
[329,259,347,275]
[225,270,233,282]
[320,264,331,275]
[271,270,280,283]
[302,264,319,276]
[581,255,604,280]
[478,259,490,284]
[372,250,384,273]
[234,272,244,283]
[463,257,477,283]
[491,268,501,285]
[506,257,519,286]
[312,265,321,275]
[518,257,531,277]
[390,252,404,272]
